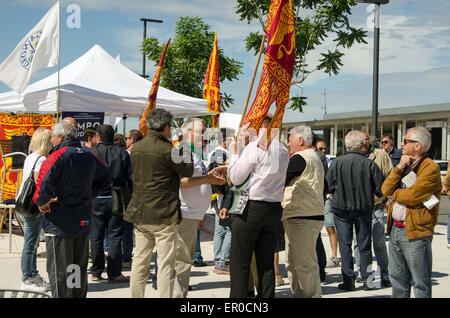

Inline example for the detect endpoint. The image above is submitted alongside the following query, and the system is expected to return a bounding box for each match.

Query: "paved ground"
[1,211,449,298]
[438,194,450,225]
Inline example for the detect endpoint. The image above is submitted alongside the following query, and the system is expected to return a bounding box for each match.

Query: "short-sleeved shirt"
[179,154,212,220]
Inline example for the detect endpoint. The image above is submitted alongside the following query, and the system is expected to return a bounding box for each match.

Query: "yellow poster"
[0,113,55,202]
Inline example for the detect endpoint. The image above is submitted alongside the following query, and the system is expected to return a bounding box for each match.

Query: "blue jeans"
[389,226,432,298]
[334,212,372,280]
[354,207,389,279]
[122,221,134,262]
[19,213,43,281]
[213,212,232,267]
[447,213,450,244]
[193,229,203,263]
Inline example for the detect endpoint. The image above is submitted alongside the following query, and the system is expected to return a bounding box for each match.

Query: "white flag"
[0,1,59,94]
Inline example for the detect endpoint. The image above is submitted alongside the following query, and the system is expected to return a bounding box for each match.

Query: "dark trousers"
[230,200,282,298]
[316,233,327,279]
[46,234,89,298]
[334,213,372,280]
[90,197,123,278]
[122,221,134,262]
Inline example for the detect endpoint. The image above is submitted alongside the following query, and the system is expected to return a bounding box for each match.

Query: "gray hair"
[345,130,365,151]
[289,125,313,146]
[407,127,432,152]
[147,108,173,132]
[181,118,204,135]
[53,122,77,140]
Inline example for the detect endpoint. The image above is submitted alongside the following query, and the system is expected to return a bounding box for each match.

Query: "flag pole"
[56,0,61,122]
[238,33,266,130]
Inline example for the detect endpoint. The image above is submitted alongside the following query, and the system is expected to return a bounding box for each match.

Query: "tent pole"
[56,0,61,122]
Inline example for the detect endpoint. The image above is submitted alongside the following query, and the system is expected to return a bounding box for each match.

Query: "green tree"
[142,16,243,116]
[236,0,367,112]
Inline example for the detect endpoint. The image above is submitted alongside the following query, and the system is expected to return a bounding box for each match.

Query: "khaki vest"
[282,149,324,221]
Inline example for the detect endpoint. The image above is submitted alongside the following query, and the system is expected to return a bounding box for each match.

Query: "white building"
[282,103,450,160]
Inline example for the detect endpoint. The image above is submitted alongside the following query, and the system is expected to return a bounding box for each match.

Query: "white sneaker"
[326,256,340,268]
[30,274,51,291]
[21,278,47,293]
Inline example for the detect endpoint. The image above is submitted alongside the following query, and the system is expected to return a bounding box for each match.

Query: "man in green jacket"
[125,108,194,298]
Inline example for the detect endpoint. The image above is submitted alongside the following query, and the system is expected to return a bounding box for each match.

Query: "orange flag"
[203,33,221,128]
[139,39,171,137]
[242,0,295,148]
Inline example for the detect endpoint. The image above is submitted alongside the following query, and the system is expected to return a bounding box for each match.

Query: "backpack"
[15,156,43,217]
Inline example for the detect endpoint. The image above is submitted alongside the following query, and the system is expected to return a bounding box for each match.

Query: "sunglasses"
[381,140,389,144]
[318,147,327,151]
[403,138,418,144]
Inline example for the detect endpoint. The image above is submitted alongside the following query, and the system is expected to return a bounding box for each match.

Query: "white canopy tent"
[0,45,209,118]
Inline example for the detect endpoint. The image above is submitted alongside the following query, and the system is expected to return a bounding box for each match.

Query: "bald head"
[62,117,78,127]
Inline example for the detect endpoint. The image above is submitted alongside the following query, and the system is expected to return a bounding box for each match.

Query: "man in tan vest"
[282,125,324,298]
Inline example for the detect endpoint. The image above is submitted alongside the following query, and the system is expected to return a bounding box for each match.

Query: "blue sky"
[1,0,450,127]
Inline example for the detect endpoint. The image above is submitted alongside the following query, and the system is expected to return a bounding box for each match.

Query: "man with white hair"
[282,125,324,298]
[382,127,441,298]
[33,122,111,298]
[326,130,384,291]
[174,118,226,298]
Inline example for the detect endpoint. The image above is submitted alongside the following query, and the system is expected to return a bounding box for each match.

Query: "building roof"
[323,103,450,120]
[283,102,450,129]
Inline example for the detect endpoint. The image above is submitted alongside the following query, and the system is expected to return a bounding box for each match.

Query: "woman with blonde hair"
[17,127,52,293]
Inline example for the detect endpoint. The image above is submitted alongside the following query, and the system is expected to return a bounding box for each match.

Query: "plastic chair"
[0,289,50,298]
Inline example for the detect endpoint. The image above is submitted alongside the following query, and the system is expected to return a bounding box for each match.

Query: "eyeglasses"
[403,138,418,144]
[318,147,327,151]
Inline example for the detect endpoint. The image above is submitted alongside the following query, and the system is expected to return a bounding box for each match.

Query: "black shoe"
[381,278,392,287]
[320,273,326,283]
[193,260,208,267]
[338,278,355,291]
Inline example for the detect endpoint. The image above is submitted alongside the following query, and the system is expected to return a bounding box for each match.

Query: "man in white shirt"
[226,116,289,298]
[174,118,226,298]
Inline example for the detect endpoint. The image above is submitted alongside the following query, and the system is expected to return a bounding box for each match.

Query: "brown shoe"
[107,274,129,284]
[213,266,230,275]
[91,274,105,282]
[276,275,286,287]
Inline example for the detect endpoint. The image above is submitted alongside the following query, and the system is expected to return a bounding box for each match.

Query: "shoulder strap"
[31,155,43,174]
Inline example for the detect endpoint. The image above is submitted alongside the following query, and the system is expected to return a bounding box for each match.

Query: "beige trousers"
[173,218,200,298]
[130,223,178,298]
[283,218,323,298]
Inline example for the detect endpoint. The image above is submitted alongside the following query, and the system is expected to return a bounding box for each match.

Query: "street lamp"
[356,0,389,138]
[140,18,163,78]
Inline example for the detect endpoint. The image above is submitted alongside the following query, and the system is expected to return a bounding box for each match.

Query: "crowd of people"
[14,109,444,299]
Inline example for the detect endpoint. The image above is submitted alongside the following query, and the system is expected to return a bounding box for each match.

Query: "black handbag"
[15,156,43,217]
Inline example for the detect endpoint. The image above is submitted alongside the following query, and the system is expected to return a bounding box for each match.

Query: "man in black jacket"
[34,122,111,298]
[90,124,132,283]
[326,130,384,291]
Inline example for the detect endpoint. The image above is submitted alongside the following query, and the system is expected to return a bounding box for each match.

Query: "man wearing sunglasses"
[381,134,402,166]
[382,127,441,298]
